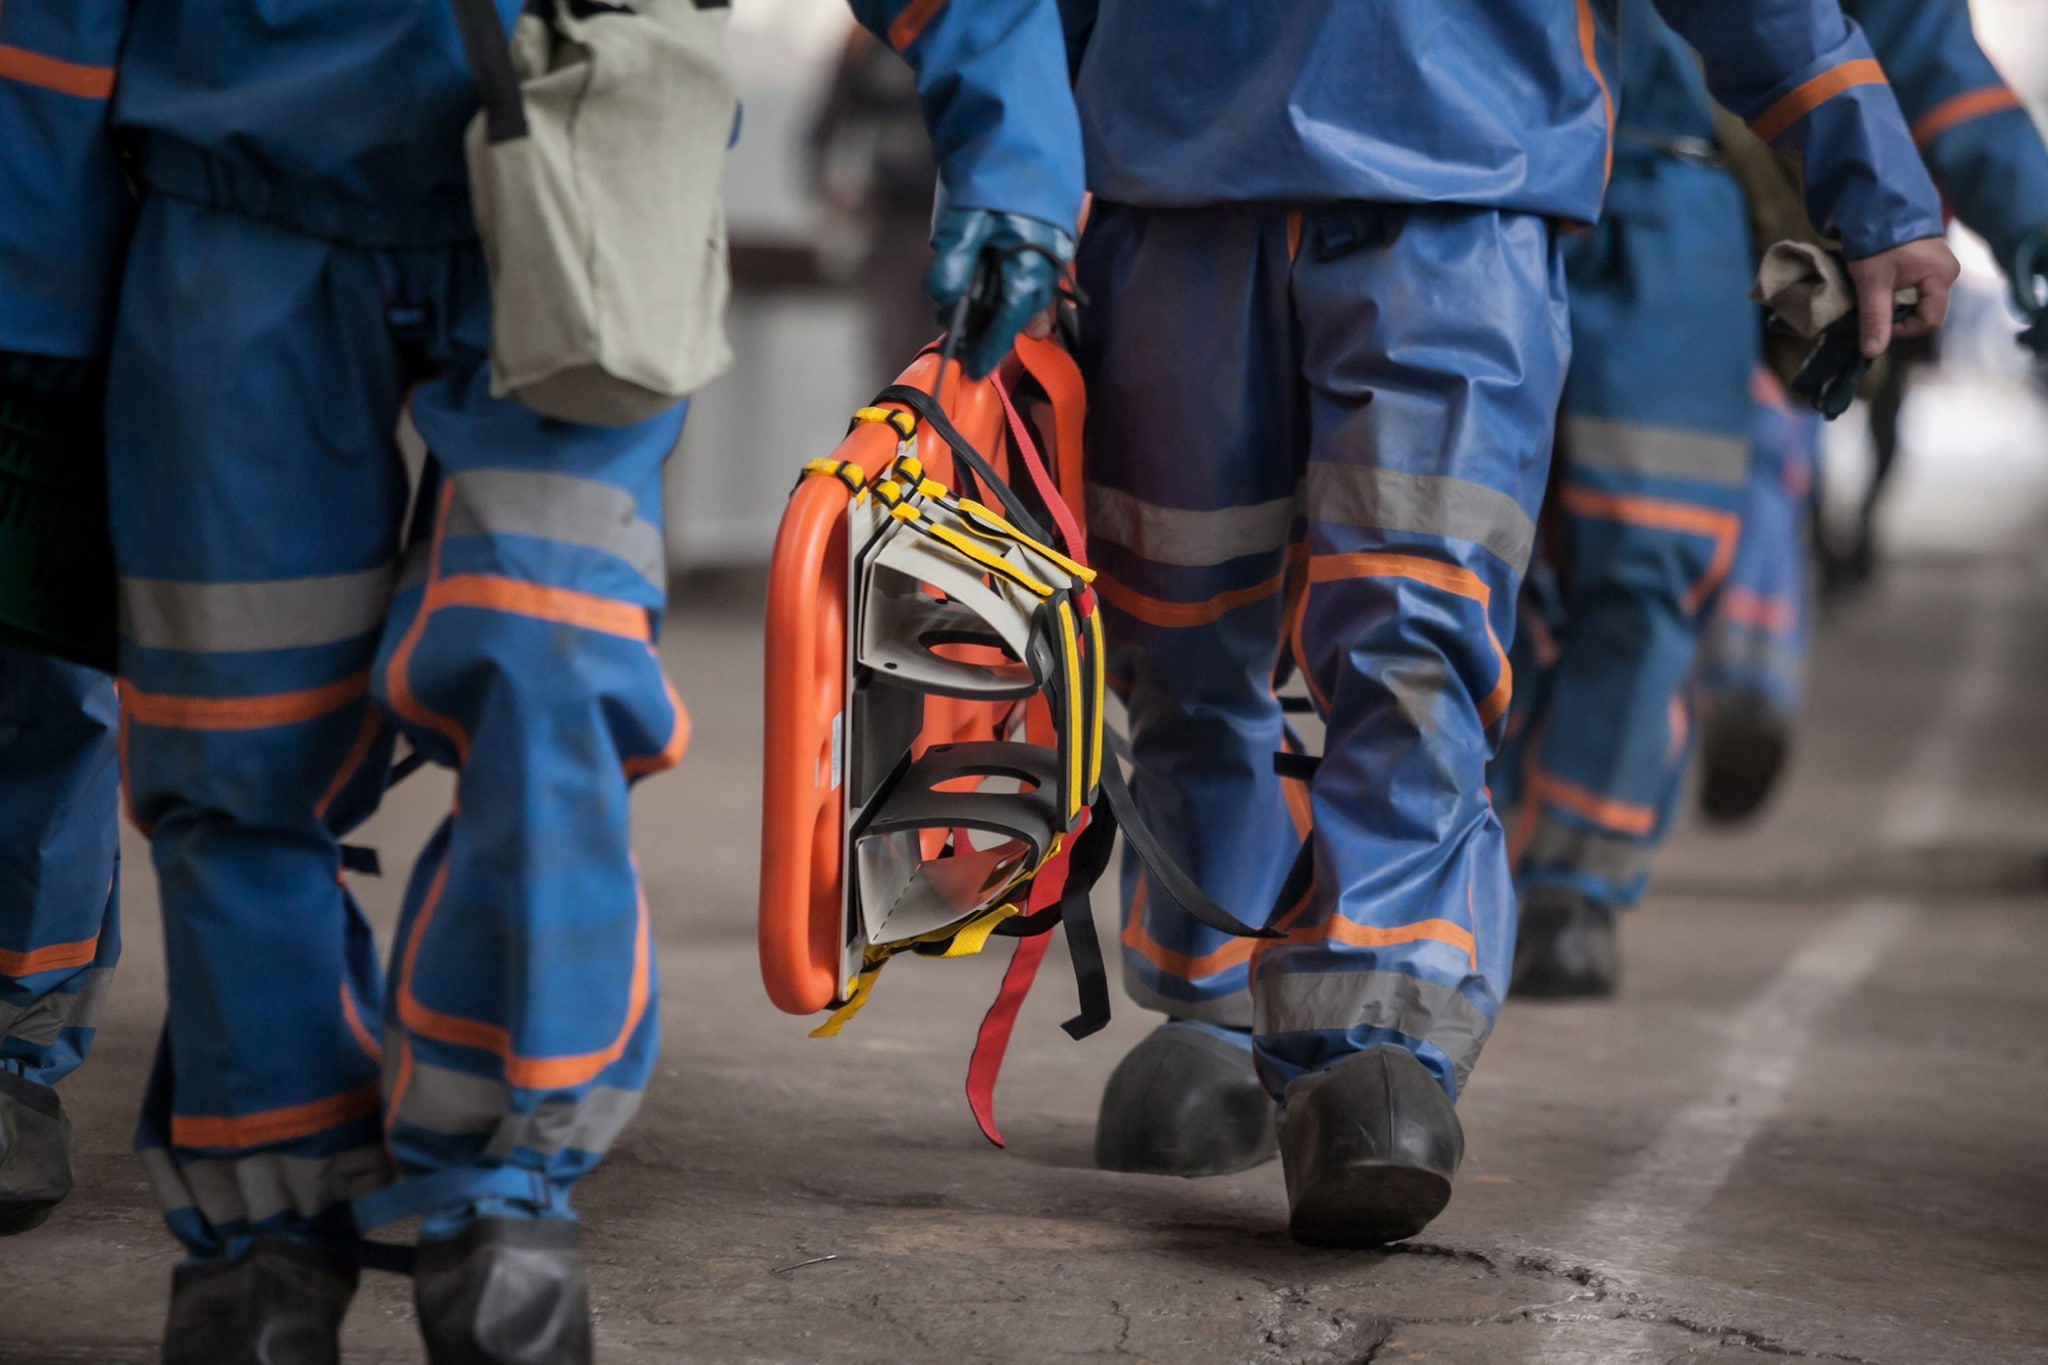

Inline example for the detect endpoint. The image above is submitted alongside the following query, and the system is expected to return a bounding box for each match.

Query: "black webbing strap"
[449,0,531,145]
[339,845,383,877]
[873,383,1049,546]
[1099,759,1280,940]
[1053,808,1118,1039]
[1273,750,1321,783]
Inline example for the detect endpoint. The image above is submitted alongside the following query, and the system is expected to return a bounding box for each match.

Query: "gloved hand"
[926,209,1075,380]
[2010,227,2048,356]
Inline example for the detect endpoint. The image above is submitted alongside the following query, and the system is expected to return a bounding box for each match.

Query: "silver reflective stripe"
[446,471,666,591]
[121,567,394,653]
[1306,465,1535,574]
[0,968,114,1047]
[1121,966,1254,1030]
[396,1058,641,1157]
[1086,486,1297,569]
[487,1087,642,1160]
[1565,416,1751,488]
[143,1145,392,1227]
[1253,969,1492,1089]
[1524,817,1652,884]
[1700,631,1805,689]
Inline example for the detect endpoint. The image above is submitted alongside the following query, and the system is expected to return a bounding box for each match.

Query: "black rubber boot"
[161,1238,359,1365]
[0,1069,73,1236]
[1511,888,1619,999]
[1699,698,1791,825]
[1280,1046,1463,1248]
[415,1218,592,1365]
[1094,1021,1278,1177]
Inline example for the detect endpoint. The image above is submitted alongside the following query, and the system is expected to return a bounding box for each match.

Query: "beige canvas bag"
[454,0,736,427]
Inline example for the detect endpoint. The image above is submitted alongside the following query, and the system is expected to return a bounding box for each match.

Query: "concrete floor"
[5,543,2048,1362]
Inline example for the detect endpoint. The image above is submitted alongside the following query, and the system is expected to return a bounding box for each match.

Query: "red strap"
[993,378,1087,563]
[964,815,1084,1147]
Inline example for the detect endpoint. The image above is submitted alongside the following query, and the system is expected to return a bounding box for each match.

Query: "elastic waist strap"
[136,136,478,250]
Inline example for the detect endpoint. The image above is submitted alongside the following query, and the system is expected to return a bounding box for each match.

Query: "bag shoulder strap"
[450,0,531,144]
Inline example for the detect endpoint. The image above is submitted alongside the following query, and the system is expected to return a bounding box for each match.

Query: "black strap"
[1277,695,1316,715]
[388,748,431,789]
[1099,759,1281,939]
[874,384,1051,547]
[1054,809,1118,1040]
[339,845,383,877]
[449,0,531,145]
[1273,750,1322,783]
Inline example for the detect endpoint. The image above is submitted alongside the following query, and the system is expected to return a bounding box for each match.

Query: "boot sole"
[1287,1161,1453,1248]
[1700,721,1787,824]
[0,1199,58,1237]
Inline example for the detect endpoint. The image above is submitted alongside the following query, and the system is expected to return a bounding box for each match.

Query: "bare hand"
[1847,237,1960,358]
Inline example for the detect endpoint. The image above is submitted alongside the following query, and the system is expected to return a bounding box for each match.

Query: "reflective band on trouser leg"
[0,647,121,1089]
[373,332,685,1232]
[1253,203,1568,1100]
[1076,202,1311,1028]
[106,198,417,1255]
[1518,171,1757,911]
[1696,395,1817,725]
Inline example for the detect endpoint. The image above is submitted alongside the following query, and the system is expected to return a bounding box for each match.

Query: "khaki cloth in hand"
[466,0,737,427]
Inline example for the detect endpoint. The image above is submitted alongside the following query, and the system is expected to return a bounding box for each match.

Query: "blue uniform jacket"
[1057,0,1942,261]
[0,0,131,357]
[1851,0,2048,268]
[1,1,1086,356]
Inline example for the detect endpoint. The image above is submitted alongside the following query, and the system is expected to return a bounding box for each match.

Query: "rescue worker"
[1508,0,2048,948]
[1695,371,1824,824]
[1071,0,1957,1247]
[1695,0,2048,819]
[1494,0,1762,997]
[2,0,1078,1359]
[0,4,131,1238]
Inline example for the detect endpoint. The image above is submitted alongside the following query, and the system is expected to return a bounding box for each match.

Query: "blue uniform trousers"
[0,648,119,1089]
[1079,201,1567,1100]
[1498,159,1757,912]
[110,196,686,1257]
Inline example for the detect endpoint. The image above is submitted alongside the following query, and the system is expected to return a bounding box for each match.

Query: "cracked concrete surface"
[4,550,2047,1363]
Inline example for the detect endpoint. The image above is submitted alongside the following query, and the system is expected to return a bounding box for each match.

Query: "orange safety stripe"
[624,664,691,778]
[315,708,387,820]
[1558,487,1738,613]
[1528,769,1656,836]
[1666,692,1690,764]
[1750,366,1795,413]
[396,859,653,1091]
[428,575,653,642]
[1119,878,1258,981]
[0,933,100,978]
[170,1082,383,1149]
[1304,552,1514,727]
[1280,915,1478,970]
[1576,0,1614,186]
[340,984,383,1063]
[119,673,369,732]
[1751,59,1888,144]
[1093,567,1287,629]
[385,485,473,764]
[1718,586,1797,635]
[1285,211,1305,263]
[886,0,947,52]
[1912,85,2023,149]
[0,45,115,99]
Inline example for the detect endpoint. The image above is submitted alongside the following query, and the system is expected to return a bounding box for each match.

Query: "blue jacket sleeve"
[0,0,133,358]
[1652,0,1945,260]
[844,0,1085,235]
[1848,0,2048,270]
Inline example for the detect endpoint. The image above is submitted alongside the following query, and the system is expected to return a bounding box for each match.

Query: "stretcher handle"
[874,384,1047,546]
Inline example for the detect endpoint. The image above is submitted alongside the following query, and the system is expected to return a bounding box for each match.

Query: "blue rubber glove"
[926,209,1075,380]
[2010,228,2048,356]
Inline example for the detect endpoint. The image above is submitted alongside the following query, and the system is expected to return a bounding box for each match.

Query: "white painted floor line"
[1522,558,2020,1361]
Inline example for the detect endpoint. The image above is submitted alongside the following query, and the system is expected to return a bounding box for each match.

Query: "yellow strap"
[1085,607,1107,794]
[936,903,1022,957]
[955,497,1097,584]
[852,407,918,440]
[921,521,1056,598]
[808,963,883,1038]
[806,901,1025,1038]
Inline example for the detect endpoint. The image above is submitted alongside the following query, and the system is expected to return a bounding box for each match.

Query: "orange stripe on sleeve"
[1911,86,2023,149]
[1751,59,1888,144]
[623,664,691,778]
[119,674,369,732]
[1528,770,1657,836]
[340,984,383,1063]
[1576,0,1614,187]
[0,45,115,99]
[170,1082,383,1149]
[886,0,948,53]
[1314,916,1478,969]
[0,934,101,978]
[1559,487,1739,613]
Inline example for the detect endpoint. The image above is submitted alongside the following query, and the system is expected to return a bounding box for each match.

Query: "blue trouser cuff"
[352,1166,564,1237]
